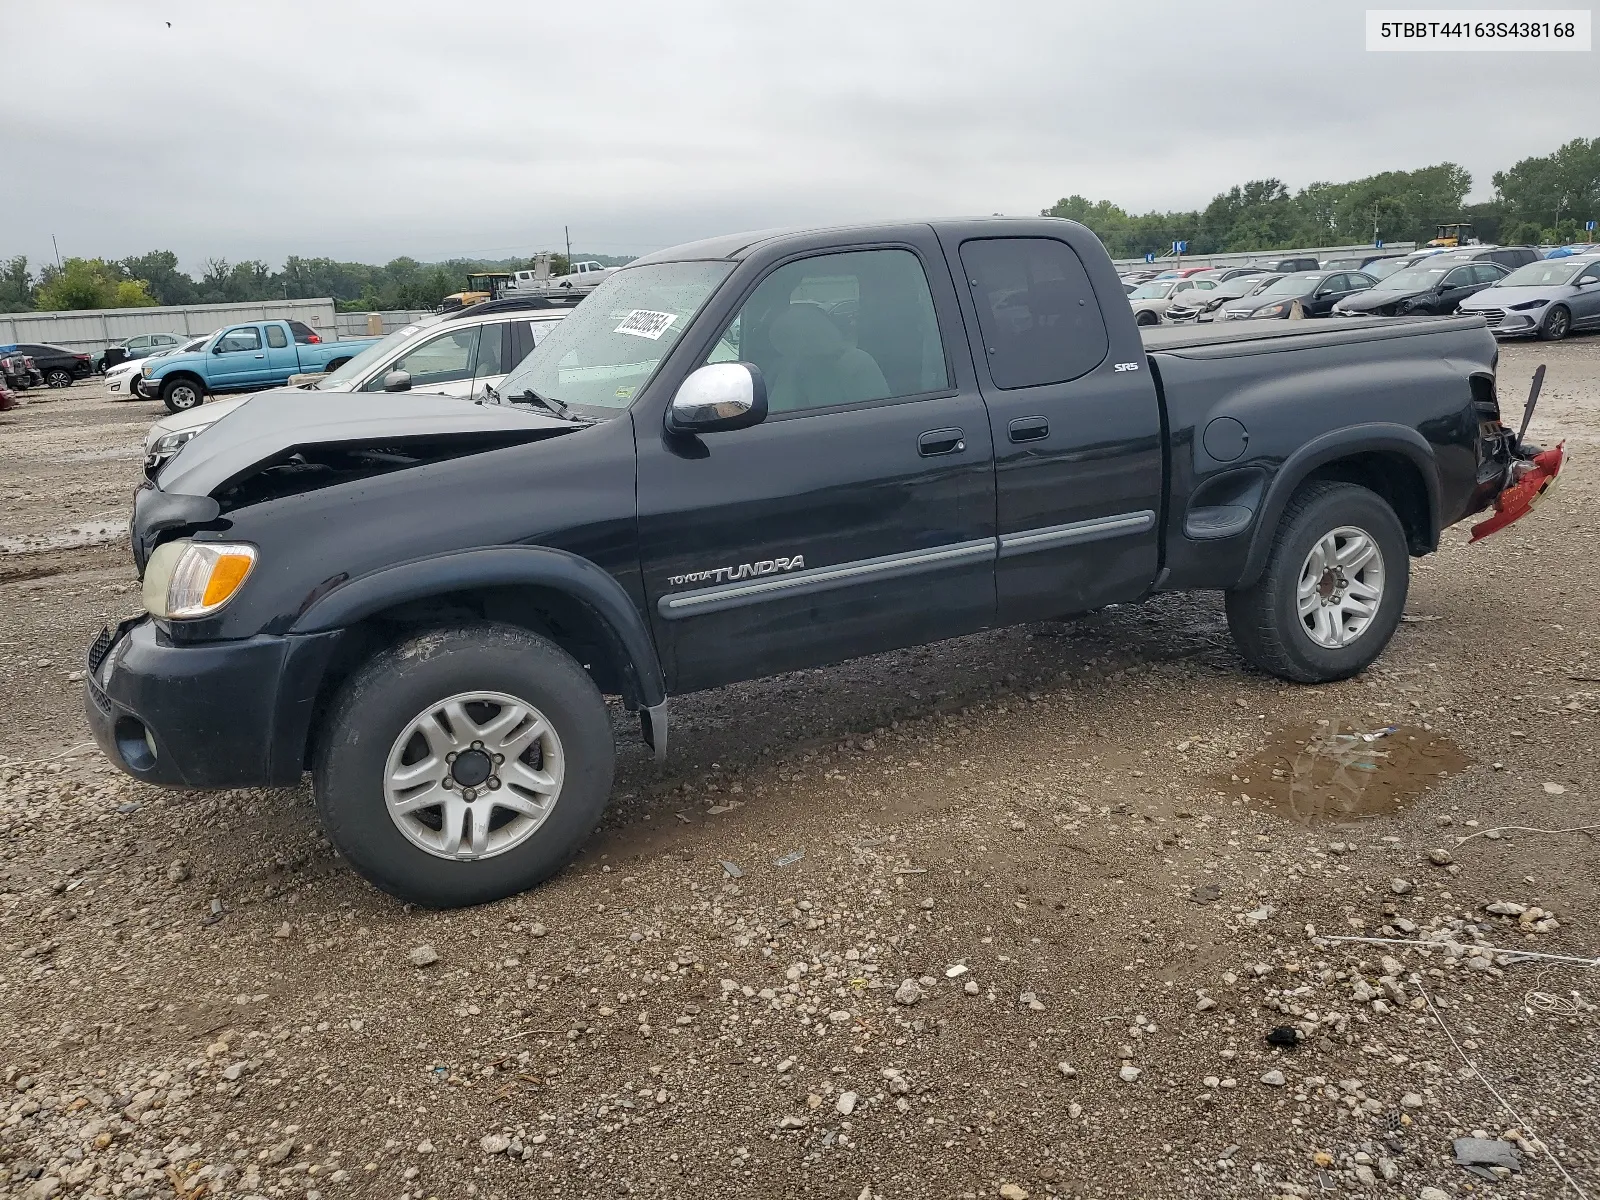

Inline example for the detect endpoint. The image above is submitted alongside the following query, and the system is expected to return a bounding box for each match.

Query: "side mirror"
[212,344,225,354]
[383,370,412,393]
[665,362,767,435]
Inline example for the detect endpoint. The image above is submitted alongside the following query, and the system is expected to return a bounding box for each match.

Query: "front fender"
[1239,423,1441,587]
[288,545,666,709]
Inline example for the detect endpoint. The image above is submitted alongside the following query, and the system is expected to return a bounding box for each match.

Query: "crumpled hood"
[155,389,573,497]
[1336,286,1429,313]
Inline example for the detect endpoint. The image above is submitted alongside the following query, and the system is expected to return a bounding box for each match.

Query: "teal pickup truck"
[142,319,381,413]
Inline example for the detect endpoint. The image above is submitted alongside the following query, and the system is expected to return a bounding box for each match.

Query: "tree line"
[3,137,1595,313]
[0,251,634,315]
[1044,136,1598,260]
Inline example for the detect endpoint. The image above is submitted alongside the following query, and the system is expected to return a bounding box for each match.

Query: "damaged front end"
[1470,364,1566,543]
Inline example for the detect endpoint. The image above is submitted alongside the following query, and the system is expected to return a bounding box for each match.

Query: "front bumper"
[85,616,343,789]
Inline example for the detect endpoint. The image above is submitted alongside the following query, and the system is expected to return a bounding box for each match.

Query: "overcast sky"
[3,0,1592,273]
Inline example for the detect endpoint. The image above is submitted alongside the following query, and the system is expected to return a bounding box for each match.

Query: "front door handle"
[918,428,966,457]
[254,353,265,359]
[1008,415,1049,443]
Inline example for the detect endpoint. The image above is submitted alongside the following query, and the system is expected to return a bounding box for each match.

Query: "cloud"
[1,0,1590,271]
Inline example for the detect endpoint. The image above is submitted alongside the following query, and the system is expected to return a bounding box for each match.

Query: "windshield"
[1498,260,1588,287]
[497,261,734,410]
[1129,281,1175,299]
[1373,266,1452,291]
[1218,274,1275,298]
[1257,273,1319,297]
[1364,258,1407,280]
[317,319,439,387]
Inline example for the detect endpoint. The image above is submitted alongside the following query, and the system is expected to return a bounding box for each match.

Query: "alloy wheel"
[383,690,565,861]
[1296,525,1385,648]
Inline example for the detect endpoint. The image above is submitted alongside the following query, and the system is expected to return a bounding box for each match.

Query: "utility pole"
[51,235,62,271]
[565,226,572,272]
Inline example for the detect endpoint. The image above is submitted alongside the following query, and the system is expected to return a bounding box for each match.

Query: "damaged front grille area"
[214,431,563,514]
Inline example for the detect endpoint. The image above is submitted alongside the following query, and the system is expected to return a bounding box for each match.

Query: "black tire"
[1225,481,1409,683]
[1537,304,1571,342]
[312,622,616,908]
[45,367,73,388]
[161,377,204,413]
[1135,310,1159,327]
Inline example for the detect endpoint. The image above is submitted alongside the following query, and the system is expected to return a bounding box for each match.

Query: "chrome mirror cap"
[665,362,767,435]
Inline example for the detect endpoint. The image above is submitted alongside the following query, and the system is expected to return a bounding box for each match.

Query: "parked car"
[1165,272,1283,323]
[1253,256,1322,274]
[105,335,209,400]
[0,376,15,411]
[140,320,383,412]
[1457,254,1600,341]
[0,351,32,391]
[141,298,573,470]
[1332,257,1509,317]
[1545,244,1594,259]
[87,216,1542,908]
[1218,270,1376,320]
[1153,266,1215,279]
[0,342,93,387]
[96,332,189,372]
[1127,276,1217,326]
[1322,254,1407,272]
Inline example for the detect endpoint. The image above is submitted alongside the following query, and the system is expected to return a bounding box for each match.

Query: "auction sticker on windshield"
[615,310,678,340]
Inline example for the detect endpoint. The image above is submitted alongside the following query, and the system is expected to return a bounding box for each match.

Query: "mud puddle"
[0,517,129,555]
[1220,720,1469,826]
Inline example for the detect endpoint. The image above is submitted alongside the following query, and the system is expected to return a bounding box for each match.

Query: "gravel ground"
[1,345,1597,1200]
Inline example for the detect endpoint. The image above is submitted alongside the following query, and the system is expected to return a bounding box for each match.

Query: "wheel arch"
[281,547,666,778]
[1239,424,1440,589]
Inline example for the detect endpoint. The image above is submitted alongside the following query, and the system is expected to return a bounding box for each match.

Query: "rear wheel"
[325,357,350,372]
[161,377,204,412]
[1225,481,1408,683]
[1538,304,1571,342]
[45,367,73,388]
[312,622,616,908]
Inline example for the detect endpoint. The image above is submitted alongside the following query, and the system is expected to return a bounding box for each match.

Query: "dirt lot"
[1,348,1597,1200]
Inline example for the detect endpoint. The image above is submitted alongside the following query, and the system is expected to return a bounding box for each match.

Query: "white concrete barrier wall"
[0,298,398,355]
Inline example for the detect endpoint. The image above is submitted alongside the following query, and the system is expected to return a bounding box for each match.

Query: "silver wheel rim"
[383,690,564,861]
[1296,525,1385,648]
[171,385,198,408]
[1550,309,1568,336]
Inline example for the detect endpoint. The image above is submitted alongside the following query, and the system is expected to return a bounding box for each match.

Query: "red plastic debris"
[1470,442,1565,543]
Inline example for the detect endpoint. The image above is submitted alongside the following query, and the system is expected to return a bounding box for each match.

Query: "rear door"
[940,230,1164,624]
[636,237,997,691]
[209,325,269,389]
[263,323,300,378]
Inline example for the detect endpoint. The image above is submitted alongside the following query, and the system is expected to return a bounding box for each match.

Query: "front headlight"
[141,362,155,377]
[1254,302,1289,318]
[1507,299,1549,311]
[142,540,258,619]
[153,425,209,454]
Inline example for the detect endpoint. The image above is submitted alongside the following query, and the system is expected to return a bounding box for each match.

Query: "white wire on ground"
[1316,934,1599,969]
[1412,976,1591,1200]
[1454,823,1600,846]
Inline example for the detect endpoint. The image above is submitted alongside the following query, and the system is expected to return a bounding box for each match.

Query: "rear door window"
[959,237,1109,389]
[265,325,289,348]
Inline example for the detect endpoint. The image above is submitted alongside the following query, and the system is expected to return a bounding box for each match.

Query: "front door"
[210,325,269,389]
[637,241,996,692]
[362,325,481,398]
[1572,261,1600,328]
[940,231,1164,624]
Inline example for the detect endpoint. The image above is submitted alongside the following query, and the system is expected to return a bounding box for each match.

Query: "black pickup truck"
[87,218,1537,908]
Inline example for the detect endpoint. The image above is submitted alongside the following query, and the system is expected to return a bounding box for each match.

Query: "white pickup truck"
[506,260,615,295]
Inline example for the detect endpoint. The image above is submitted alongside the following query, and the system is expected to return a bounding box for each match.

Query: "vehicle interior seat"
[763,303,889,413]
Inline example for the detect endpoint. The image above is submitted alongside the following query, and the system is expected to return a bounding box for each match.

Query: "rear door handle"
[1008,416,1049,443]
[918,428,965,457]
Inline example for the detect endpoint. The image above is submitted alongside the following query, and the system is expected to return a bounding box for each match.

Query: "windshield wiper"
[517,387,580,421]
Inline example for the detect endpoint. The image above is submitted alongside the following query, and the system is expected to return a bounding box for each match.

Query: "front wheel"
[45,367,73,388]
[161,377,204,412]
[1225,481,1409,683]
[313,622,616,908]
[1135,310,1159,327]
[1538,304,1571,342]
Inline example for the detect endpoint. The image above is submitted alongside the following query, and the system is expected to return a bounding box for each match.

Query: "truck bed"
[1142,313,1486,356]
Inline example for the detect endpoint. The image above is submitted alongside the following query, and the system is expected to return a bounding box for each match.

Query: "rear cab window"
[959,238,1109,389]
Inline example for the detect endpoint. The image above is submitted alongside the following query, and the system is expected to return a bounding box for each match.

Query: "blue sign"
[1144,252,1155,263]
[1172,240,1188,255]
[1588,220,1597,231]
[1375,239,1384,249]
